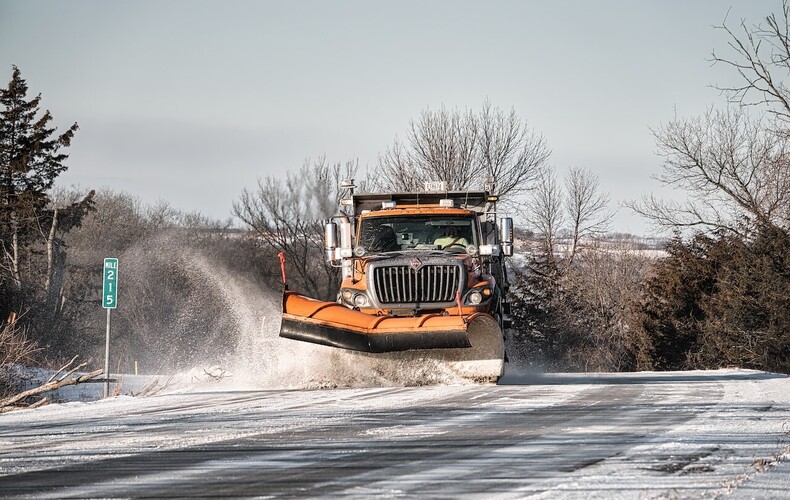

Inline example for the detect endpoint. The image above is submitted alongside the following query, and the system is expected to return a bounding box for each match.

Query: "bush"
[0,316,41,397]
[637,226,790,373]
[510,241,653,372]
[0,315,40,366]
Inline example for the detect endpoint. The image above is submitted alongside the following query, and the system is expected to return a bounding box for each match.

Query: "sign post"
[102,258,118,398]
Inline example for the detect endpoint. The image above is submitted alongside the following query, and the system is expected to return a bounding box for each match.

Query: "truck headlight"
[353,293,369,307]
[341,289,369,307]
[468,291,483,305]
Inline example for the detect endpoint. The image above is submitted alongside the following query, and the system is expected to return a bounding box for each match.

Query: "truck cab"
[325,187,512,325]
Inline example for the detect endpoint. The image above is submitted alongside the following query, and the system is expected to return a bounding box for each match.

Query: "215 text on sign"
[103,258,118,309]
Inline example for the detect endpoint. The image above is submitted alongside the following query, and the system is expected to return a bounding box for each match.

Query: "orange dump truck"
[279,181,513,381]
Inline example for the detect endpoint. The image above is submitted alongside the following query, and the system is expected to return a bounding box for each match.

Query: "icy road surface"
[1,370,789,498]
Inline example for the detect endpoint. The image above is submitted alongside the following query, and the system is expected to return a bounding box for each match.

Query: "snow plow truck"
[279,180,513,382]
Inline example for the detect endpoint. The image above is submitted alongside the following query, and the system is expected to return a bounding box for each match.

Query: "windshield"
[358,215,478,254]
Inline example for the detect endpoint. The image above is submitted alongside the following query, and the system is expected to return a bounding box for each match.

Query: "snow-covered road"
[1,369,789,498]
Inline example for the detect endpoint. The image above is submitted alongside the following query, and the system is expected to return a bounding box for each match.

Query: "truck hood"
[359,250,470,265]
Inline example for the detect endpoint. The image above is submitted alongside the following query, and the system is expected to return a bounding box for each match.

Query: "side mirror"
[326,220,354,261]
[499,217,514,257]
[324,222,338,262]
[338,221,354,259]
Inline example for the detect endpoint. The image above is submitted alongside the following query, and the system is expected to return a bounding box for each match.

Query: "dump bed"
[351,191,492,215]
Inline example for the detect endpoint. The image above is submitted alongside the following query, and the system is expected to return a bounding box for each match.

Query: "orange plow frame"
[280,291,488,352]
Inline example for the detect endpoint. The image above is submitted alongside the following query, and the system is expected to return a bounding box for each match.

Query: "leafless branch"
[378,101,550,199]
[0,356,102,412]
[564,167,614,264]
[629,108,790,234]
[233,156,357,299]
[711,1,790,122]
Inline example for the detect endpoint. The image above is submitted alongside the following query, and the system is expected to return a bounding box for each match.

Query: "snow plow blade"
[280,291,480,353]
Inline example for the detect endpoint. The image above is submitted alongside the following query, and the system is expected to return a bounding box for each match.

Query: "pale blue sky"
[0,0,780,234]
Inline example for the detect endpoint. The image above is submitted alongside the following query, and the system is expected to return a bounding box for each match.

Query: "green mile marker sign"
[103,258,118,309]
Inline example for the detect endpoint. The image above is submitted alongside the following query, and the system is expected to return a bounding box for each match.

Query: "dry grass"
[0,315,41,397]
[0,315,40,366]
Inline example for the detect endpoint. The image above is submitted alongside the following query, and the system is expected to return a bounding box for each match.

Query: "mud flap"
[280,291,477,353]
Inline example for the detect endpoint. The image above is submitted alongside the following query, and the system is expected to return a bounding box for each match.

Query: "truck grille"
[373,264,461,304]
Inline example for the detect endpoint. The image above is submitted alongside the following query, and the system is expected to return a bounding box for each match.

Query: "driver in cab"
[434,227,469,250]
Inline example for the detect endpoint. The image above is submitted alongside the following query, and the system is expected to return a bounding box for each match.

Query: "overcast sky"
[0,0,780,234]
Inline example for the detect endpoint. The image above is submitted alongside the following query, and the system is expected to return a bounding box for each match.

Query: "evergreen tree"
[0,66,79,293]
[638,227,790,373]
[0,65,96,350]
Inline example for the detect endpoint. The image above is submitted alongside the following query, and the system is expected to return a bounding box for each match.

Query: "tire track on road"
[0,381,723,498]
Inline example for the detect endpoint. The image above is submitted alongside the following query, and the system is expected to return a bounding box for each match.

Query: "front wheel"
[435,315,505,383]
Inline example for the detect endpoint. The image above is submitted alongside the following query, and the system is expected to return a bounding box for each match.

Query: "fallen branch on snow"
[0,356,103,412]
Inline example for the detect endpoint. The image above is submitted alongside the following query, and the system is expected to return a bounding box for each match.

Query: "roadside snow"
[0,369,788,498]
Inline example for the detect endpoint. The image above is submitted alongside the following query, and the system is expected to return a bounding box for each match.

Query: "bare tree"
[523,167,564,259]
[378,106,479,192]
[377,102,550,198]
[376,137,416,192]
[631,3,790,235]
[711,1,790,123]
[564,167,613,264]
[479,101,551,198]
[524,166,612,263]
[39,188,95,315]
[630,108,790,234]
[233,157,357,300]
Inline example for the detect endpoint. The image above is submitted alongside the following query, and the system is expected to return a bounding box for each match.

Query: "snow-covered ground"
[0,368,788,498]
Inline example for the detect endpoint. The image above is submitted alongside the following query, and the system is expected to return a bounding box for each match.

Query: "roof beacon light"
[439,198,454,208]
[381,200,397,209]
